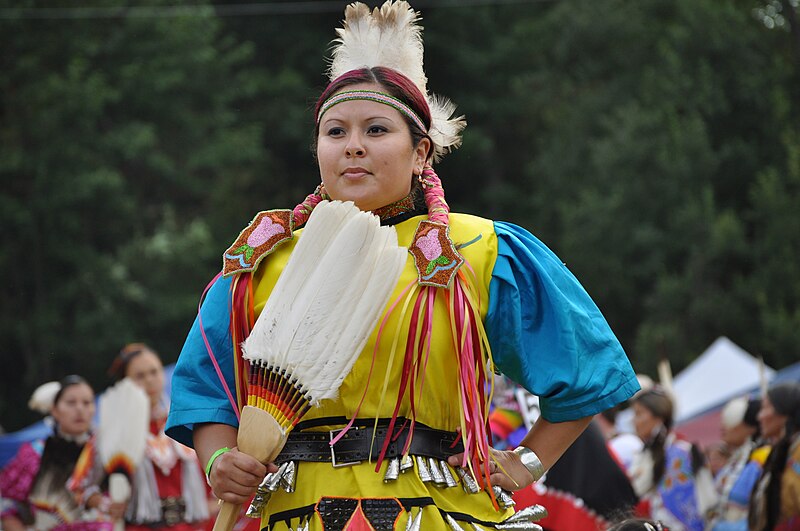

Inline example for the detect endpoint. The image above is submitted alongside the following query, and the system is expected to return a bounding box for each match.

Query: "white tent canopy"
[672,336,775,423]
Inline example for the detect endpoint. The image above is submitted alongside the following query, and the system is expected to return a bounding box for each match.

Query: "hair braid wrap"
[292,185,326,227]
[419,164,449,225]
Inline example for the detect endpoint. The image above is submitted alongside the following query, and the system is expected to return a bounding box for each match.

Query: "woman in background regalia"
[629,387,717,531]
[0,376,108,531]
[69,344,210,531]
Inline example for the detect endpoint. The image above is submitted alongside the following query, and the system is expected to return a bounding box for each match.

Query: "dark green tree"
[0,1,263,430]
[2,0,799,432]
[462,0,799,372]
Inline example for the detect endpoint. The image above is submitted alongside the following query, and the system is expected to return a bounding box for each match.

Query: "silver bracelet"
[512,446,545,482]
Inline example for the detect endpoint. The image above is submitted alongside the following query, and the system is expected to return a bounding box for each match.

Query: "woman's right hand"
[207,447,274,504]
[107,501,127,520]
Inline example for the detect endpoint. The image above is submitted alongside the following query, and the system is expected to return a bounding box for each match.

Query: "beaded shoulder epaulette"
[222,210,294,277]
[409,219,464,288]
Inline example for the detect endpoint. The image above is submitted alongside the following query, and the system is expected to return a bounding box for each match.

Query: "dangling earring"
[315,183,331,200]
[415,166,428,186]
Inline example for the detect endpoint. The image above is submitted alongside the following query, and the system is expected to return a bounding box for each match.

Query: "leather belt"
[275,418,463,466]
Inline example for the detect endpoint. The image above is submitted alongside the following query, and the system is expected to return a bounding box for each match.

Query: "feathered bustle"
[327,1,466,162]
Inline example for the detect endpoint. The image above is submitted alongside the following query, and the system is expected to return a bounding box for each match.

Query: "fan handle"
[212,406,287,531]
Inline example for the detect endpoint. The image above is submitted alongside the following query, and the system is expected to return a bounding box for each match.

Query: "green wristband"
[205,447,232,480]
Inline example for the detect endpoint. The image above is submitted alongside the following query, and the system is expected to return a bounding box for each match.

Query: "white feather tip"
[28,381,61,415]
[429,94,467,161]
[329,1,426,92]
[97,378,150,470]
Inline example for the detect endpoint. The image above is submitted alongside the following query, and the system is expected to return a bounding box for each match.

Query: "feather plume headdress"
[327,1,466,161]
[29,381,61,415]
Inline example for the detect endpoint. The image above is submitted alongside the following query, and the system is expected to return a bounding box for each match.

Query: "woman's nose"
[345,135,365,157]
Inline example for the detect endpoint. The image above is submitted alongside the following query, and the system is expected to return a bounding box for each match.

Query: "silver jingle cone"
[246,473,274,518]
[384,457,401,482]
[266,461,290,491]
[503,505,548,524]
[280,461,297,493]
[444,513,466,531]
[400,454,414,472]
[416,455,433,483]
[440,460,458,488]
[405,508,423,531]
[492,485,516,509]
[496,523,544,530]
[245,490,272,518]
[456,466,480,494]
[427,457,447,486]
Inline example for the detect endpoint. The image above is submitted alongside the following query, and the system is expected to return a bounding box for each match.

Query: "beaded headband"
[317,90,428,134]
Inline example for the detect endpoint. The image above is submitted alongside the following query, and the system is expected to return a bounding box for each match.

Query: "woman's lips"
[342,167,369,179]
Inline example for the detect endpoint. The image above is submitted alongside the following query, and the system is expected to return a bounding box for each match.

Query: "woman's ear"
[414,137,432,171]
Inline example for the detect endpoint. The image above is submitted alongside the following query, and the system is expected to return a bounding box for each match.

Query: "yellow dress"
[167,210,639,530]
[249,213,509,529]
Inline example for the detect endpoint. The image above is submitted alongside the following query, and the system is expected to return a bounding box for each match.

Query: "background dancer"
[0,376,107,530]
[70,344,210,531]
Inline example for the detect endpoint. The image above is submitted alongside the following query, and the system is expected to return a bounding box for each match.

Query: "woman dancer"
[1,376,107,530]
[748,382,800,531]
[167,2,640,529]
[629,387,717,531]
[707,396,767,530]
[70,344,210,531]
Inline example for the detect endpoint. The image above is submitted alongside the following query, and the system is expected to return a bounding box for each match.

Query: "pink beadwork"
[247,216,284,248]
[416,228,442,261]
[0,442,40,503]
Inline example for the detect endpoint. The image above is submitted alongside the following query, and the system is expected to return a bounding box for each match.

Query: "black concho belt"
[275,417,463,466]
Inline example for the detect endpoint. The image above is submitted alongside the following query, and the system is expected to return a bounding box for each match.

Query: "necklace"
[372,187,426,225]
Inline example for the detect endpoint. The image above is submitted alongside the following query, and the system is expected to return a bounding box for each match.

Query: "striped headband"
[317,90,428,133]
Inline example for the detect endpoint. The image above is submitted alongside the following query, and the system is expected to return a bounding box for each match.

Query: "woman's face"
[721,421,755,448]
[126,350,164,406]
[317,83,430,212]
[632,401,662,442]
[758,394,788,442]
[51,383,95,437]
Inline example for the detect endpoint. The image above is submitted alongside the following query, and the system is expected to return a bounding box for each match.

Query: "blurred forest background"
[1,0,799,431]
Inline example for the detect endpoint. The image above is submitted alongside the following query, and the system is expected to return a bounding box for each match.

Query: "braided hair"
[635,387,674,486]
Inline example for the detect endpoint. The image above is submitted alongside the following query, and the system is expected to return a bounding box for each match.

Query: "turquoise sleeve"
[486,221,640,422]
[165,274,239,447]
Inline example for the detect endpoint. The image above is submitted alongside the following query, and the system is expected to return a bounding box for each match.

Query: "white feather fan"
[212,201,406,531]
[96,378,149,531]
[97,377,149,475]
[242,200,407,406]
